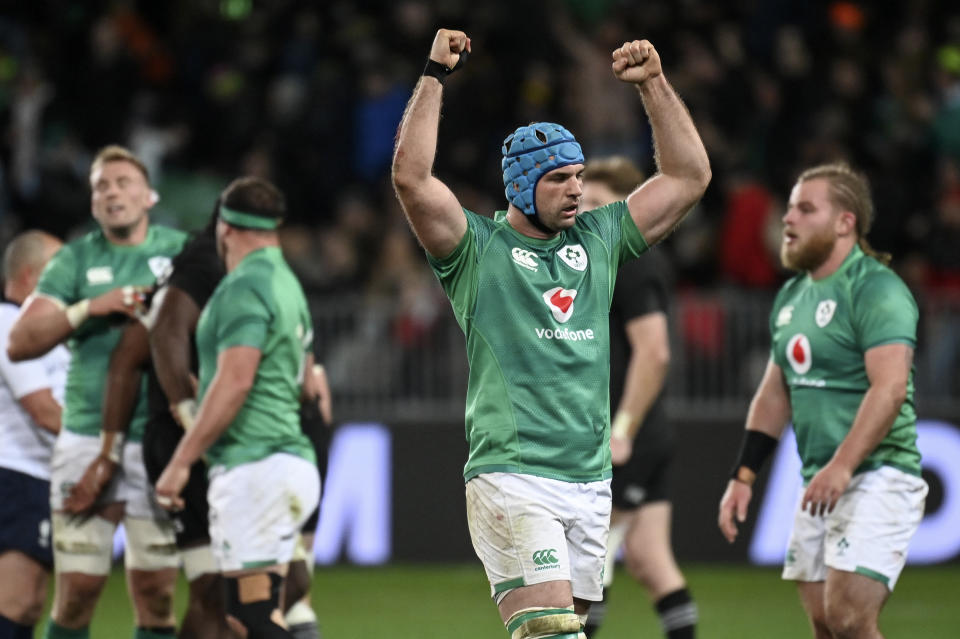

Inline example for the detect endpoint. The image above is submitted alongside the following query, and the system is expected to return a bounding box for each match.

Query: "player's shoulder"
[773,272,806,304]
[147,224,188,249]
[847,253,912,300]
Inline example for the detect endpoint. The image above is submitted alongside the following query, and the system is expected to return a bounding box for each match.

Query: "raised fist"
[612,40,662,86]
[429,29,471,69]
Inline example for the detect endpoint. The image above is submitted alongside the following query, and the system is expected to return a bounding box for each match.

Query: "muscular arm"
[18,389,62,435]
[391,29,469,258]
[149,285,201,404]
[718,359,791,542]
[802,343,912,514]
[9,288,146,361]
[63,320,150,513]
[617,312,670,432]
[8,296,74,361]
[102,320,150,436]
[164,345,260,470]
[736,359,792,481]
[612,42,711,245]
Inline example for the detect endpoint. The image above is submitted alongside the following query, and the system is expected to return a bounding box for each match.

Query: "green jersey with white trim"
[196,246,315,470]
[428,204,648,483]
[35,225,186,441]
[769,245,921,481]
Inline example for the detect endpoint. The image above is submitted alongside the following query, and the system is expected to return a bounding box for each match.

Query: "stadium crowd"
[0,1,958,293]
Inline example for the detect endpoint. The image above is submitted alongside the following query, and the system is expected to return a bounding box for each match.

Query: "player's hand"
[612,40,662,86]
[89,285,150,319]
[155,462,189,511]
[801,460,852,516]
[63,455,117,514]
[718,478,753,543]
[429,29,471,69]
[610,433,632,465]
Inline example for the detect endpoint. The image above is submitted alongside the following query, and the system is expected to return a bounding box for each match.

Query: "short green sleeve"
[215,275,271,351]
[35,244,79,305]
[853,270,918,350]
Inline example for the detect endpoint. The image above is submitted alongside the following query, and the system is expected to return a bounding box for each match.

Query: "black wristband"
[422,51,469,84]
[422,59,450,84]
[730,430,779,480]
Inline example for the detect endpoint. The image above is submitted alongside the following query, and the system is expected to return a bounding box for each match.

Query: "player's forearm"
[830,384,903,472]
[19,390,62,435]
[615,351,668,438]
[151,330,195,403]
[638,75,711,193]
[392,78,444,194]
[169,372,251,467]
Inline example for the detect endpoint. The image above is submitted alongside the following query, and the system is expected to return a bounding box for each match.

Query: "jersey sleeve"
[612,251,669,321]
[852,270,918,350]
[576,201,648,267]
[0,308,53,399]
[426,209,487,319]
[35,243,79,306]
[214,274,271,351]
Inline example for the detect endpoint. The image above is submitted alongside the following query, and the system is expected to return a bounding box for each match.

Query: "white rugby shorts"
[208,452,320,573]
[49,429,177,573]
[466,472,611,602]
[781,465,927,590]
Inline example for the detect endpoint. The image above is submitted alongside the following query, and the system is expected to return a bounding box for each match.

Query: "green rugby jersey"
[770,245,922,481]
[196,246,315,470]
[429,204,648,483]
[35,225,186,441]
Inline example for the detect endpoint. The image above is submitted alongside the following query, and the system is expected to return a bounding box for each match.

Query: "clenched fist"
[429,28,471,69]
[612,40,662,86]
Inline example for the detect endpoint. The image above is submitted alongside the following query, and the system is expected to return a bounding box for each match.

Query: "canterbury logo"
[532,548,559,565]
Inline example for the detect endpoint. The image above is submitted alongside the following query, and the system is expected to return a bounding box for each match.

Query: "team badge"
[542,287,577,323]
[815,300,837,328]
[558,244,587,271]
[511,247,538,272]
[86,266,113,285]
[148,256,173,280]
[786,333,811,374]
[776,305,794,327]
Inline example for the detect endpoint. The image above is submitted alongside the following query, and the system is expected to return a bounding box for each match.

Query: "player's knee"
[823,599,872,638]
[505,606,583,639]
[3,592,45,625]
[129,569,176,620]
[54,573,108,624]
[224,572,290,639]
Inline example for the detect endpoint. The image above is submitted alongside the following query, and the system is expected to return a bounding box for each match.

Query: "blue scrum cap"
[501,122,584,216]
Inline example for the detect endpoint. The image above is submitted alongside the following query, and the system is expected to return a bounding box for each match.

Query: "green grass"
[36,562,960,637]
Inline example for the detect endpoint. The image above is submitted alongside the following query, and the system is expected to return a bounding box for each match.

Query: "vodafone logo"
[542,287,577,323]
[786,334,812,374]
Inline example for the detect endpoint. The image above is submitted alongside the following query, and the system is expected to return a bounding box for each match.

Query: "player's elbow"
[7,328,36,362]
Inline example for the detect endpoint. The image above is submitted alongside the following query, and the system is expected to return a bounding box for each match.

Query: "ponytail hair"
[797,162,891,265]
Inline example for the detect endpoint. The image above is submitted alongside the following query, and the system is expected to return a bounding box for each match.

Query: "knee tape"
[124,518,179,571]
[506,606,581,639]
[224,573,289,638]
[52,512,116,575]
